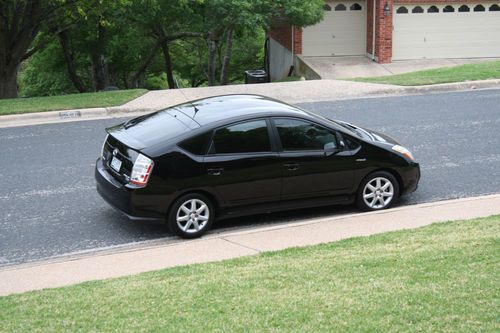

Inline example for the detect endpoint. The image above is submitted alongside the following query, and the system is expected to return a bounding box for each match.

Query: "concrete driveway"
[300,56,500,79]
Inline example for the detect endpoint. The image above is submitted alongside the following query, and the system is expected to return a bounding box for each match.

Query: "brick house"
[267,0,500,80]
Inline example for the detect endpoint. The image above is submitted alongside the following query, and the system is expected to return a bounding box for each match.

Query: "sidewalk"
[1,194,499,296]
[301,56,500,79]
[1,78,499,128]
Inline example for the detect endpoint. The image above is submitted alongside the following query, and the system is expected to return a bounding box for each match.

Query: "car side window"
[211,119,271,154]
[274,118,338,151]
[178,131,212,155]
[342,134,361,150]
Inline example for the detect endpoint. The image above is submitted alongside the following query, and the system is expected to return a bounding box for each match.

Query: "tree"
[126,0,205,89]
[0,0,82,99]
[194,0,324,86]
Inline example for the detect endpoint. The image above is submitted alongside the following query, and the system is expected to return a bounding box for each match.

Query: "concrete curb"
[400,79,500,94]
[1,194,499,296]
[1,79,498,128]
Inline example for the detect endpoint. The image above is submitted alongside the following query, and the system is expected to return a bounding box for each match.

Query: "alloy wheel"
[362,177,394,209]
[176,199,210,234]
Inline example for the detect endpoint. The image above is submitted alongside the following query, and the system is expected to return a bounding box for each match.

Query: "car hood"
[334,120,400,145]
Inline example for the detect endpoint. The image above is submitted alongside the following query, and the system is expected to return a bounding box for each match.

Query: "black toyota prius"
[96,94,420,239]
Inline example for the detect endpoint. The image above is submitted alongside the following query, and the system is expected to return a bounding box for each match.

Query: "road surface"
[1,89,499,266]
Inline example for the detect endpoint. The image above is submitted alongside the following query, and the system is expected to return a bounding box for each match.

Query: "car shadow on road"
[107,193,421,239]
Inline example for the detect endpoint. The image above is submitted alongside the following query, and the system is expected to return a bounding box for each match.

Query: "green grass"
[352,60,500,86]
[0,89,147,116]
[1,215,499,332]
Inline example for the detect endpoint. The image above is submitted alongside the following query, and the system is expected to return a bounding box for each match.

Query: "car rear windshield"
[121,112,192,147]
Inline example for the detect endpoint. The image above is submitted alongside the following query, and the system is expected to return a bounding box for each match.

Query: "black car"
[96,94,420,238]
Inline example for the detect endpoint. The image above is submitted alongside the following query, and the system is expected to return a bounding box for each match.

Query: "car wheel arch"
[165,189,220,220]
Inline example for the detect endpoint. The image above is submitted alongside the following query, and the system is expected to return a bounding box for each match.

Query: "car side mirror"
[324,142,340,156]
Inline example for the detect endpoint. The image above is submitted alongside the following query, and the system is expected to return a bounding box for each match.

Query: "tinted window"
[212,120,271,154]
[275,118,337,151]
[117,111,194,147]
[178,131,211,155]
[343,135,361,150]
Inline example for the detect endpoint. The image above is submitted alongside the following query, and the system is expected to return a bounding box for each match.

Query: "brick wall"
[367,0,374,55]
[268,25,293,51]
[293,27,302,55]
[375,0,393,63]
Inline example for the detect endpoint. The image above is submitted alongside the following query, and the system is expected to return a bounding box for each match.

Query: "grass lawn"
[352,60,500,86]
[1,215,499,332]
[0,89,147,116]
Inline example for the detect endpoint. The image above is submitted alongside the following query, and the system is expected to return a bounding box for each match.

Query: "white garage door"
[302,1,367,56]
[393,3,500,60]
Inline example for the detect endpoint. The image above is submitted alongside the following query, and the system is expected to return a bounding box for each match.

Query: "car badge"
[113,148,119,156]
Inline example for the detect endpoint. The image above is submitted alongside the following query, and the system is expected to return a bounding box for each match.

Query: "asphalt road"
[1,89,499,266]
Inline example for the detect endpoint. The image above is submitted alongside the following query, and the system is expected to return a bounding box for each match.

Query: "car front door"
[204,118,281,207]
[272,117,355,201]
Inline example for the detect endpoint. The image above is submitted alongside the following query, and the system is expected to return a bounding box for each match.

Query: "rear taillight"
[101,134,109,159]
[130,154,154,187]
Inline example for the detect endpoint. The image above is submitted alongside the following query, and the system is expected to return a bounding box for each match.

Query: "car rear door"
[272,117,355,201]
[203,119,282,207]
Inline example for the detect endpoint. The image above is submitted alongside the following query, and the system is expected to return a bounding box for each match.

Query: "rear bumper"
[95,158,164,221]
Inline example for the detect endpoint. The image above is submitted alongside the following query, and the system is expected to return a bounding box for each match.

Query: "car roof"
[171,94,309,126]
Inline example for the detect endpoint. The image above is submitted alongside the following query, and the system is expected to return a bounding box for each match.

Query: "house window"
[427,5,439,13]
[396,6,408,14]
[458,5,470,12]
[412,6,424,13]
[335,4,347,11]
[350,3,362,10]
[490,4,500,11]
[473,4,485,11]
[323,4,332,11]
[443,5,455,12]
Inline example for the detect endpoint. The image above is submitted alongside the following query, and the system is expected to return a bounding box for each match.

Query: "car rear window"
[121,112,193,147]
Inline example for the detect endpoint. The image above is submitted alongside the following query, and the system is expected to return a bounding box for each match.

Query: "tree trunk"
[91,53,109,91]
[207,38,218,86]
[160,42,176,89]
[220,28,234,86]
[90,22,109,91]
[130,41,161,88]
[0,1,41,99]
[0,68,18,99]
[58,30,87,93]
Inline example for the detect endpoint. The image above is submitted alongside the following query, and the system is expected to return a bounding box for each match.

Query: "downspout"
[372,0,376,61]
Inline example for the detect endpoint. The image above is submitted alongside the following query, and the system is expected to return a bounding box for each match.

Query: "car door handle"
[207,168,224,176]
[283,163,299,171]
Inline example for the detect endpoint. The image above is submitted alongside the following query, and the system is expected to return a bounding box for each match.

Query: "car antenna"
[191,102,199,115]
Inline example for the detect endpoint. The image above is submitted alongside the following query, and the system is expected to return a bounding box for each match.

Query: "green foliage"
[18,41,78,97]
[13,0,325,98]
[144,73,167,90]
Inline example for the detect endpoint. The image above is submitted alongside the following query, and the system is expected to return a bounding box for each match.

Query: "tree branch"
[162,32,206,42]
[21,23,74,61]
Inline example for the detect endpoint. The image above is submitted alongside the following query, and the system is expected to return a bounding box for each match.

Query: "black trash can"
[245,69,268,84]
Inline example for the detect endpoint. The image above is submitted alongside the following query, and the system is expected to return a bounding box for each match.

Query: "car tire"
[167,193,215,239]
[356,171,399,211]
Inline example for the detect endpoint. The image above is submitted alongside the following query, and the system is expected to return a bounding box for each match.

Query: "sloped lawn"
[1,215,498,332]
